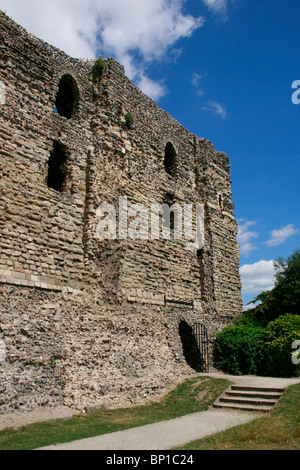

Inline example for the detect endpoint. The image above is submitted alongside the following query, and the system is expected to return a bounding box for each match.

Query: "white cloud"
[0,0,99,58]
[136,75,168,101]
[192,72,207,87]
[265,224,299,247]
[240,260,275,295]
[97,0,204,62]
[0,0,204,100]
[201,0,233,16]
[196,89,205,97]
[202,100,227,119]
[237,219,259,257]
[192,72,207,97]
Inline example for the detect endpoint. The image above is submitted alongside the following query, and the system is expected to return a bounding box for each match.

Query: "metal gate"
[179,322,209,373]
[193,323,209,373]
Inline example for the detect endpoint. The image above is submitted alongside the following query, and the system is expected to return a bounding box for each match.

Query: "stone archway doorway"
[179,321,209,373]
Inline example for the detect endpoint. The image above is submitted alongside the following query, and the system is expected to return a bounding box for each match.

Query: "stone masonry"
[0,11,243,414]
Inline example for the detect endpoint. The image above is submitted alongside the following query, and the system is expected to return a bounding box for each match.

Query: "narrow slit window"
[55,75,79,119]
[47,141,68,192]
[164,142,177,177]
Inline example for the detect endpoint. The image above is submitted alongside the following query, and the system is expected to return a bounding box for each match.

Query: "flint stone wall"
[0,11,242,414]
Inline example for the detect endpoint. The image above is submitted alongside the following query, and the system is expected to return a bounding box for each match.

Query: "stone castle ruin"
[0,11,242,414]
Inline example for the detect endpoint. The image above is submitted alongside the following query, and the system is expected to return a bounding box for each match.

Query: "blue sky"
[1,0,299,308]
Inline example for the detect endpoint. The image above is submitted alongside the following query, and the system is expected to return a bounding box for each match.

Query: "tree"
[213,249,300,377]
[263,314,300,377]
[248,248,300,322]
[273,250,300,315]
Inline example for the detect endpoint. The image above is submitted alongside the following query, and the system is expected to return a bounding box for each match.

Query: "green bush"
[214,314,300,377]
[263,313,300,377]
[214,250,300,377]
[93,57,106,80]
[124,113,133,129]
[233,307,270,328]
[214,325,266,376]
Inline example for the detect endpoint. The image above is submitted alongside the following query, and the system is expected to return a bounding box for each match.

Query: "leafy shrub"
[233,306,270,328]
[214,325,266,376]
[214,250,300,377]
[93,57,106,80]
[263,313,300,377]
[124,113,133,129]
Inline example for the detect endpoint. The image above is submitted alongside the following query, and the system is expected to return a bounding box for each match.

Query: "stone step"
[219,396,277,406]
[213,401,274,413]
[231,385,285,393]
[225,390,282,400]
[212,385,285,413]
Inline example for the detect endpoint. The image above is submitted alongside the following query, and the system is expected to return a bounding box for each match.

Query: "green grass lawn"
[175,383,300,451]
[0,376,230,450]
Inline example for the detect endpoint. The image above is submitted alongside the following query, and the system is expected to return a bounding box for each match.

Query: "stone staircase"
[213,384,285,412]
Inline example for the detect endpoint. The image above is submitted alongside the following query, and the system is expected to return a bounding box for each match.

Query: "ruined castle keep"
[0,11,242,414]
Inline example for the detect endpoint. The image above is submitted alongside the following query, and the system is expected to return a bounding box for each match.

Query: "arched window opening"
[55,75,79,119]
[162,191,176,234]
[47,141,68,192]
[164,142,177,177]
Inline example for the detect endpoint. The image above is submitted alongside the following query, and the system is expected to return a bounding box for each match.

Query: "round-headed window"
[47,141,69,192]
[55,74,79,119]
[164,142,177,177]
